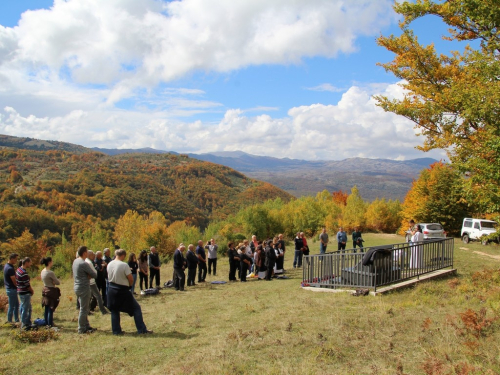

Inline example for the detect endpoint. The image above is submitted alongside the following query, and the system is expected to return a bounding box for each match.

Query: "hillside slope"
[0,149,292,242]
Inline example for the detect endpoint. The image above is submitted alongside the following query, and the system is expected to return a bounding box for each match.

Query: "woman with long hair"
[40,256,61,327]
[128,253,139,294]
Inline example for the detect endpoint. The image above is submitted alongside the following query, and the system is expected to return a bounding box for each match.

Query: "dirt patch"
[460,247,470,250]
[472,251,500,260]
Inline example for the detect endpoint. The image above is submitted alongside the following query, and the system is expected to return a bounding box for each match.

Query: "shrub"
[11,327,59,344]
[0,294,8,312]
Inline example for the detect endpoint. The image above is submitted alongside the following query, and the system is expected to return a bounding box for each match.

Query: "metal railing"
[302,238,454,291]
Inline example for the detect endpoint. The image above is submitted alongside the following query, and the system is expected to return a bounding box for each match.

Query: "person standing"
[73,246,97,334]
[185,244,198,286]
[128,253,138,295]
[337,227,347,251]
[103,248,112,303]
[173,245,186,291]
[207,239,218,276]
[85,251,109,315]
[107,249,152,335]
[138,250,149,291]
[410,225,425,269]
[16,257,34,330]
[238,246,251,282]
[40,256,61,327]
[278,234,286,266]
[94,251,106,304]
[352,227,362,251]
[4,253,19,325]
[250,235,258,253]
[227,242,239,281]
[319,228,329,254]
[274,241,284,274]
[265,240,276,281]
[293,232,304,268]
[196,240,207,283]
[148,246,161,289]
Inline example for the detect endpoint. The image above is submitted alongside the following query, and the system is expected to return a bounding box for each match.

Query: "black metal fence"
[302,238,454,291]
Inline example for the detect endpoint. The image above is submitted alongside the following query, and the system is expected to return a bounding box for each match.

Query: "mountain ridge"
[0,134,438,200]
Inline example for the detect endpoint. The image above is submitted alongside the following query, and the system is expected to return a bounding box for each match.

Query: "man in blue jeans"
[107,249,152,335]
[3,253,19,325]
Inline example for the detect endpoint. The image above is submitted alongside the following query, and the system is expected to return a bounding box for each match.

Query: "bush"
[0,294,8,312]
[11,327,59,344]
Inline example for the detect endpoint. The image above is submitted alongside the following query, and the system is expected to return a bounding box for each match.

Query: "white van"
[461,218,498,244]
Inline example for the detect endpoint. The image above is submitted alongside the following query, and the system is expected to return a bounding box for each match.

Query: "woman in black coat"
[227,242,239,281]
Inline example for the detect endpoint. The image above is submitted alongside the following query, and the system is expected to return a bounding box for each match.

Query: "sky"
[0,0,460,161]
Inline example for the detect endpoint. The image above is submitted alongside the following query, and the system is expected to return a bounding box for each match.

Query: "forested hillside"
[0,149,291,252]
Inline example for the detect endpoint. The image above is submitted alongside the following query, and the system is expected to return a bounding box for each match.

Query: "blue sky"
[0,0,460,160]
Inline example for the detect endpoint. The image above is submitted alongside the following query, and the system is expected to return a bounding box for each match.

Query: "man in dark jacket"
[185,245,198,286]
[196,240,207,282]
[239,246,252,282]
[103,248,112,303]
[173,245,186,291]
[148,246,161,289]
[265,240,276,281]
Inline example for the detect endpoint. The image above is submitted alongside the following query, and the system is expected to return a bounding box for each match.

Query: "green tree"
[400,162,470,235]
[114,210,146,253]
[376,0,500,212]
[341,186,366,231]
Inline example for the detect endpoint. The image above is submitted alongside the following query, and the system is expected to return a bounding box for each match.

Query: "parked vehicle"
[461,218,498,245]
[405,223,446,242]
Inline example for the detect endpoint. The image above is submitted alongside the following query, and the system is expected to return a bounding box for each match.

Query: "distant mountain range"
[0,134,437,201]
[92,148,437,201]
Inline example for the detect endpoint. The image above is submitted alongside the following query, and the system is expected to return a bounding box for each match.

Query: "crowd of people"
[2,227,364,333]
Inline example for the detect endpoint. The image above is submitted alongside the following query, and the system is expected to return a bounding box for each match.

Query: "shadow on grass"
[97,330,199,339]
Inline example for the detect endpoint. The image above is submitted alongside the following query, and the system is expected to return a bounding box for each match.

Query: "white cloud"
[0,0,395,104]
[306,83,344,93]
[0,82,445,161]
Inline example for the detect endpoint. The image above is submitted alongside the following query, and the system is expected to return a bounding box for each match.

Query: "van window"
[463,221,472,228]
[474,222,480,229]
[481,221,497,229]
[427,224,443,230]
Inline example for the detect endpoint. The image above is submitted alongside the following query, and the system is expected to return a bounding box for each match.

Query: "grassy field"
[1,234,500,375]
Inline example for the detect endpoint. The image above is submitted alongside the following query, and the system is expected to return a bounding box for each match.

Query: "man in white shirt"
[107,249,152,335]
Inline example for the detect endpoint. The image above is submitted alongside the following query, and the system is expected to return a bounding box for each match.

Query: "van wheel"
[462,234,470,244]
[481,237,489,245]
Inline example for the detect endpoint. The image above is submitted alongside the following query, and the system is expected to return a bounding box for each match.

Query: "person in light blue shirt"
[336,227,347,251]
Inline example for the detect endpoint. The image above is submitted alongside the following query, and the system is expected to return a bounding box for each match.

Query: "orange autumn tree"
[365,198,402,233]
[0,229,48,267]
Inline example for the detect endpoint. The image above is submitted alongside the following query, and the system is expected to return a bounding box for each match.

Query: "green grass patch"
[1,234,500,374]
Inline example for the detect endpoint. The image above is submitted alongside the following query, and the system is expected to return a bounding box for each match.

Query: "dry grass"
[1,234,500,374]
